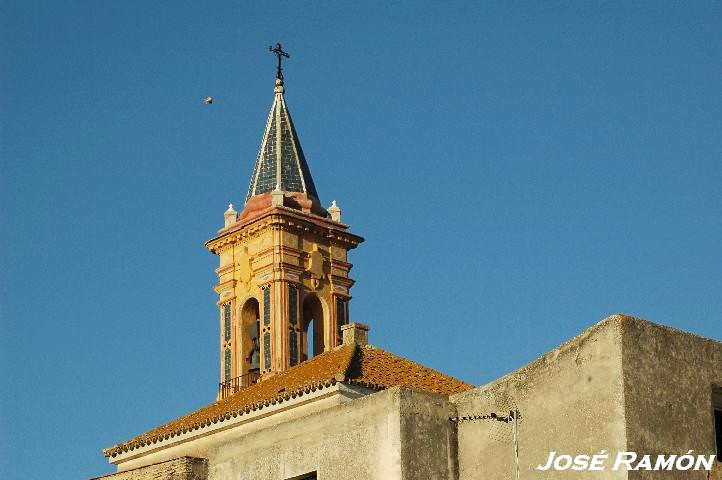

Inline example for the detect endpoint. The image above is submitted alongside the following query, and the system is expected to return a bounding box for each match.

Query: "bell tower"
[206,45,363,399]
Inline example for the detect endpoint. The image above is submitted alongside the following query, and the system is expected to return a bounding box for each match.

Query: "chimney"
[342,322,369,346]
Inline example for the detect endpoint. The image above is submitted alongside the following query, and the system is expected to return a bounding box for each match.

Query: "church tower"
[205,45,363,399]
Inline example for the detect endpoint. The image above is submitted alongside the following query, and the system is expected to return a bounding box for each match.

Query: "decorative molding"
[305,244,325,290]
[213,279,237,295]
[216,264,234,275]
[237,247,253,289]
[206,211,363,253]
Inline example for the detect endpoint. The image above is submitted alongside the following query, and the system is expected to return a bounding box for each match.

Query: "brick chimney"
[341,322,369,346]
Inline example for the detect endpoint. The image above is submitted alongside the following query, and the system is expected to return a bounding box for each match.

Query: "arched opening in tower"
[240,298,261,377]
[301,294,325,361]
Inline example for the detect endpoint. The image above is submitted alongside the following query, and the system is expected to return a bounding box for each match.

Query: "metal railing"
[218,372,261,399]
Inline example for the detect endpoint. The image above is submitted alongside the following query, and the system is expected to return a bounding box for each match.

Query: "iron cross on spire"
[269,43,290,80]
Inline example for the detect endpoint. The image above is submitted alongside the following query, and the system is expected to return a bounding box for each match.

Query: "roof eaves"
[103,345,357,458]
[103,376,341,458]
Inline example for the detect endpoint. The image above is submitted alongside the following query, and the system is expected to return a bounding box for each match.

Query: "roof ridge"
[348,344,474,393]
[364,344,471,379]
[337,343,358,381]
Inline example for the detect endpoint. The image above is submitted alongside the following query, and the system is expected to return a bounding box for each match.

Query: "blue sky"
[1,1,721,478]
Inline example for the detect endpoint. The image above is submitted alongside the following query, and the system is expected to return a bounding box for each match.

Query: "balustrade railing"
[218,372,261,399]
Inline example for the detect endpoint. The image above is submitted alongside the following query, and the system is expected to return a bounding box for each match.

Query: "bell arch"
[240,297,261,377]
[301,293,325,361]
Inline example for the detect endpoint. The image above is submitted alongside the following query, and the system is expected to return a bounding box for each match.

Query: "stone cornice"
[205,207,363,253]
[213,279,236,295]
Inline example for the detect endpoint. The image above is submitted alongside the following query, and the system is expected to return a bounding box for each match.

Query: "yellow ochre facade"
[205,77,363,399]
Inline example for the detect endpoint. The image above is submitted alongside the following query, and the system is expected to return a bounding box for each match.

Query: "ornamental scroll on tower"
[205,46,363,399]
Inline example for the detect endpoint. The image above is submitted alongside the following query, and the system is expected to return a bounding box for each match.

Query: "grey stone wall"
[452,314,722,480]
[93,316,720,480]
[91,456,208,480]
[620,317,722,480]
[452,316,629,480]
[208,386,456,480]
[398,389,458,479]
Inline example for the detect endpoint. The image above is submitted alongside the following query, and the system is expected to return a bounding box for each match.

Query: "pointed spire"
[245,48,319,205]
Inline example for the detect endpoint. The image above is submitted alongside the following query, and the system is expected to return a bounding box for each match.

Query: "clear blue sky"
[1,1,720,478]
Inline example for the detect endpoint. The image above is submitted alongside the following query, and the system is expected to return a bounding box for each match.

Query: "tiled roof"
[245,78,319,202]
[347,344,473,395]
[103,344,472,458]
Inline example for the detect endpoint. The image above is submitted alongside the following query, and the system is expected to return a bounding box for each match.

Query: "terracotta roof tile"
[104,344,471,458]
[348,345,473,396]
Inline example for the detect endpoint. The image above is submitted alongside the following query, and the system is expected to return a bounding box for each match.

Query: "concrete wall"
[96,316,720,480]
[398,389,458,479]
[452,315,629,480]
[620,317,722,480]
[452,314,722,480]
[208,387,456,480]
[92,457,208,480]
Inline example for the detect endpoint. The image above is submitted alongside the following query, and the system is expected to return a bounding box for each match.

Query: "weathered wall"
[398,389,458,479]
[452,315,629,480]
[208,387,455,480]
[96,316,720,480]
[92,457,208,480]
[452,314,722,480]
[620,317,722,480]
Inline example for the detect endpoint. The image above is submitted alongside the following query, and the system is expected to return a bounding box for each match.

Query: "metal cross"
[269,43,290,80]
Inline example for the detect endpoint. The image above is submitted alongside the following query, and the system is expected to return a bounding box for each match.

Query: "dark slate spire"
[245,78,320,203]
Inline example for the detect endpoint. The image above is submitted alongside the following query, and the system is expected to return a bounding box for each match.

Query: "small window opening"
[223,303,232,342]
[301,294,324,361]
[715,409,722,462]
[307,320,315,359]
[241,298,261,377]
[714,385,722,462]
[286,473,316,480]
